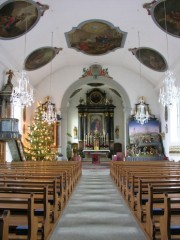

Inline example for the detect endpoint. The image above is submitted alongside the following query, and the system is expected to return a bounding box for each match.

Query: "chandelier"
[134,96,150,125]
[11,70,34,107]
[11,14,34,108]
[42,97,57,124]
[159,70,180,107]
[159,1,180,108]
[42,33,57,124]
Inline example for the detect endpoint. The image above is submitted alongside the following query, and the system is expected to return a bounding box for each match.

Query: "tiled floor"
[49,164,147,240]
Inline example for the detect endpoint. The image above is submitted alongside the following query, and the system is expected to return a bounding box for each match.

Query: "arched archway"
[60,76,131,159]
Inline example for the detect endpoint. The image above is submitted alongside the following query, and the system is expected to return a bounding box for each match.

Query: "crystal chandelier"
[11,15,34,108]
[42,32,57,124]
[134,32,150,125]
[159,1,180,108]
[42,97,57,124]
[134,96,150,125]
[11,70,34,107]
[159,70,180,107]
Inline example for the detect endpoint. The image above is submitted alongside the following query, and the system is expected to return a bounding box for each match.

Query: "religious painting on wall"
[143,0,180,38]
[129,47,167,72]
[65,19,127,55]
[0,0,49,39]
[25,47,62,71]
[89,113,104,134]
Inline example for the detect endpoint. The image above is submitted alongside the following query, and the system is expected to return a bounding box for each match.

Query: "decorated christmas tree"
[25,103,57,161]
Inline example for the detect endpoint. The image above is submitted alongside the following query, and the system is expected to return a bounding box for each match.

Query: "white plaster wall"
[34,65,161,157]
[35,65,160,116]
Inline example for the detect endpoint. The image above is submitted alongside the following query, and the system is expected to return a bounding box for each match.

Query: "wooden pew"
[127,173,180,209]
[0,186,51,239]
[0,179,60,223]
[0,161,82,239]
[135,178,180,221]
[0,193,38,240]
[145,185,180,240]
[159,193,180,240]
[0,170,69,208]
[0,210,9,240]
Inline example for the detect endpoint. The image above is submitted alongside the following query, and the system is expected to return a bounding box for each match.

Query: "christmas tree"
[25,103,57,161]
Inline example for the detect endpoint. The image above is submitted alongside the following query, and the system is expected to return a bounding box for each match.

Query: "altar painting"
[89,113,104,134]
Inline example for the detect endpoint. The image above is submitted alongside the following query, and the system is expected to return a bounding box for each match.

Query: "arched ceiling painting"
[25,47,62,71]
[129,47,168,72]
[65,19,127,55]
[144,0,180,38]
[0,0,49,40]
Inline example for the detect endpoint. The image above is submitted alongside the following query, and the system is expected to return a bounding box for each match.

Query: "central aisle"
[50,165,147,240]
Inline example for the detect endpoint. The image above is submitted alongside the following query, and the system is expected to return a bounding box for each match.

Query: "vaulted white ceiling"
[0,0,179,88]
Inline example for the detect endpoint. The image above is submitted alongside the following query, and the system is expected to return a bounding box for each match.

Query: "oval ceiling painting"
[150,0,180,38]
[65,19,127,55]
[25,47,62,71]
[129,47,167,72]
[0,0,49,40]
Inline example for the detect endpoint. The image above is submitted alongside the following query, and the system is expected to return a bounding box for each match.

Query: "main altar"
[77,88,116,158]
[83,149,110,163]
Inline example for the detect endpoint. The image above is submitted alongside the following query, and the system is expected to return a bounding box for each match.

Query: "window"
[170,103,180,143]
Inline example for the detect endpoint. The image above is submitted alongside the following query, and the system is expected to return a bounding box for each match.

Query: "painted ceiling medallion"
[65,19,127,55]
[0,0,49,40]
[143,0,180,38]
[129,47,167,72]
[25,47,62,71]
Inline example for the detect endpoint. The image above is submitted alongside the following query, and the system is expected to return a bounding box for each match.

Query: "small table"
[83,149,110,164]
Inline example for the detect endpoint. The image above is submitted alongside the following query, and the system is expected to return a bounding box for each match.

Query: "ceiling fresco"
[0,0,49,40]
[65,19,127,55]
[144,0,180,38]
[25,47,62,71]
[129,47,168,72]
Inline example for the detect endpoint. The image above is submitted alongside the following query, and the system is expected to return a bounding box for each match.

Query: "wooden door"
[0,141,6,162]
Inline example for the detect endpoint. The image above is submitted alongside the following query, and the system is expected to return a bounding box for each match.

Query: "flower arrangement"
[85,144,93,149]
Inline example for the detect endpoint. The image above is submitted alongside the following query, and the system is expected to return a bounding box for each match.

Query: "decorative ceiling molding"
[80,64,112,79]
[143,0,180,38]
[129,47,168,72]
[0,0,49,40]
[65,19,127,55]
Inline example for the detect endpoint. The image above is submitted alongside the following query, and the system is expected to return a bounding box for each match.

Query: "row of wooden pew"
[0,160,82,240]
[110,160,180,240]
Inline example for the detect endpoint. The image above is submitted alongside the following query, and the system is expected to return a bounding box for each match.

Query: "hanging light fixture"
[42,96,57,124]
[134,32,150,125]
[159,1,180,108]
[11,8,34,108]
[11,70,33,107]
[42,32,57,124]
